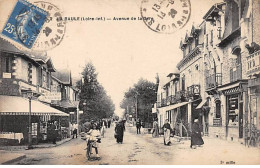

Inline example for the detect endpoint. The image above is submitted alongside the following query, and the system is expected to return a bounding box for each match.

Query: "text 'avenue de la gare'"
[55,16,154,21]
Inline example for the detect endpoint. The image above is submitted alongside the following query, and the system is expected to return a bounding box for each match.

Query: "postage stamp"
[32,1,66,51]
[1,0,48,49]
[141,0,191,34]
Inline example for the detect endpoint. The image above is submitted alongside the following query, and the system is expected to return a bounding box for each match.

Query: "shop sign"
[38,92,61,103]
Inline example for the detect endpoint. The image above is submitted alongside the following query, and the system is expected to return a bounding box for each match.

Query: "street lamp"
[26,89,33,149]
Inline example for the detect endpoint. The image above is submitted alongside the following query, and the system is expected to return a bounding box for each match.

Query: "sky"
[1,0,222,117]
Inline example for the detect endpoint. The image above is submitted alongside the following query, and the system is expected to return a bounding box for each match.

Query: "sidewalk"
[0,137,72,164]
[127,126,260,165]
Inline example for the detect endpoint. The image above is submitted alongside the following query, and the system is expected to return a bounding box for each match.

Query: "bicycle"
[86,135,101,160]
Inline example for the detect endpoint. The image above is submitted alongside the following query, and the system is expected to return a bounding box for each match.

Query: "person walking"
[190,119,204,149]
[115,119,125,144]
[108,119,111,128]
[152,118,159,138]
[136,119,141,134]
[100,119,105,138]
[162,119,172,146]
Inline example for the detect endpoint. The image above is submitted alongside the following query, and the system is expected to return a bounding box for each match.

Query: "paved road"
[10,123,260,165]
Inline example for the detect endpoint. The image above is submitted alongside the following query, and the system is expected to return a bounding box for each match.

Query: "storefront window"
[228,95,239,126]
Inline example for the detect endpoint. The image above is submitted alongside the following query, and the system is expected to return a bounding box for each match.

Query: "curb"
[1,154,26,165]
[0,138,73,151]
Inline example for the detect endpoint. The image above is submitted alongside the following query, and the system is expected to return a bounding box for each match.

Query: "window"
[28,63,32,84]
[227,95,239,126]
[3,56,12,73]
[189,44,192,52]
[210,30,213,45]
[204,23,206,34]
[195,37,199,47]
[181,75,185,91]
[216,100,221,118]
[206,34,208,47]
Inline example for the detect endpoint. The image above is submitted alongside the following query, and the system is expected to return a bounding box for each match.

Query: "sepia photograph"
[0,0,259,165]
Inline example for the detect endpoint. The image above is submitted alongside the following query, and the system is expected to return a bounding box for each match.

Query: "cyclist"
[85,123,101,159]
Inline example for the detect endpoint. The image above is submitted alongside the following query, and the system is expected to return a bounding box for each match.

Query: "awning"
[0,95,69,116]
[165,101,189,111]
[196,99,207,109]
[218,82,240,92]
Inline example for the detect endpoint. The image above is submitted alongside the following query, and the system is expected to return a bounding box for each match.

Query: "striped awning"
[0,95,69,116]
[222,87,241,95]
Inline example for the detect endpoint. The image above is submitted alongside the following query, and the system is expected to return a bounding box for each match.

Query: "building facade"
[155,0,259,145]
[0,37,73,145]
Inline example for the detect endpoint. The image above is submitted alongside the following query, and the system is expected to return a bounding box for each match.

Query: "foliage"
[76,62,115,123]
[120,78,157,124]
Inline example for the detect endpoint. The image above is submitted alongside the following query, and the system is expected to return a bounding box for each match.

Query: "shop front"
[0,95,69,146]
[218,81,248,142]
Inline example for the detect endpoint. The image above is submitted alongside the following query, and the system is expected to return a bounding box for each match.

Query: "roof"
[52,69,71,85]
[0,95,69,116]
[203,2,226,20]
[0,37,55,71]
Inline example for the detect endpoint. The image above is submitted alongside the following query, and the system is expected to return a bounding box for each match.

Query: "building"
[243,0,260,146]
[155,0,259,145]
[0,37,69,145]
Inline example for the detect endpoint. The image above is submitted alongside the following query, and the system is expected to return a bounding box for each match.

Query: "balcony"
[206,73,222,90]
[187,85,200,98]
[161,98,167,107]
[166,95,177,105]
[176,90,187,102]
[247,50,260,76]
[213,118,222,127]
[230,64,242,82]
[248,77,260,87]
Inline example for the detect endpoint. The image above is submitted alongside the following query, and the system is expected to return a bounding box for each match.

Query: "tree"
[77,62,115,123]
[120,78,157,126]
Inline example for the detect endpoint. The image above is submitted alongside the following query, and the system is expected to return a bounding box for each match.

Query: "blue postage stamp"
[1,0,48,49]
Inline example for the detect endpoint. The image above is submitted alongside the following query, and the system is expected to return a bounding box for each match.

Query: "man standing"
[136,119,141,134]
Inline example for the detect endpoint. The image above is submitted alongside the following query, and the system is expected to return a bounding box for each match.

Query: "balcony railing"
[187,85,200,98]
[248,77,260,87]
[213,118,222,127]
[161,98,167,107]
[166,95,177,105]
[176,90,187,102]
[230,64,242,82]
[247,50,260,76]
[206,73,222,90]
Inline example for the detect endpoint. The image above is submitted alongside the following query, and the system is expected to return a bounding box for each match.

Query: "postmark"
[141,0,191,34]
[32,1,66,51]
[1,0,48,49]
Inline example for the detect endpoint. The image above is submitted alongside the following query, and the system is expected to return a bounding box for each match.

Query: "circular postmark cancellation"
[141,0,191,34]
[31,1,66,51]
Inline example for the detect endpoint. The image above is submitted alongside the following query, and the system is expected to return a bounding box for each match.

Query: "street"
[10,123,260,165]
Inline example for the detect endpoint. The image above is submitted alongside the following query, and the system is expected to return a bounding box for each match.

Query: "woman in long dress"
[190,119,204,149]
[100,119,105,138]
[162,119,172,145]
[115,120,125,144]
[152,119,159,138]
